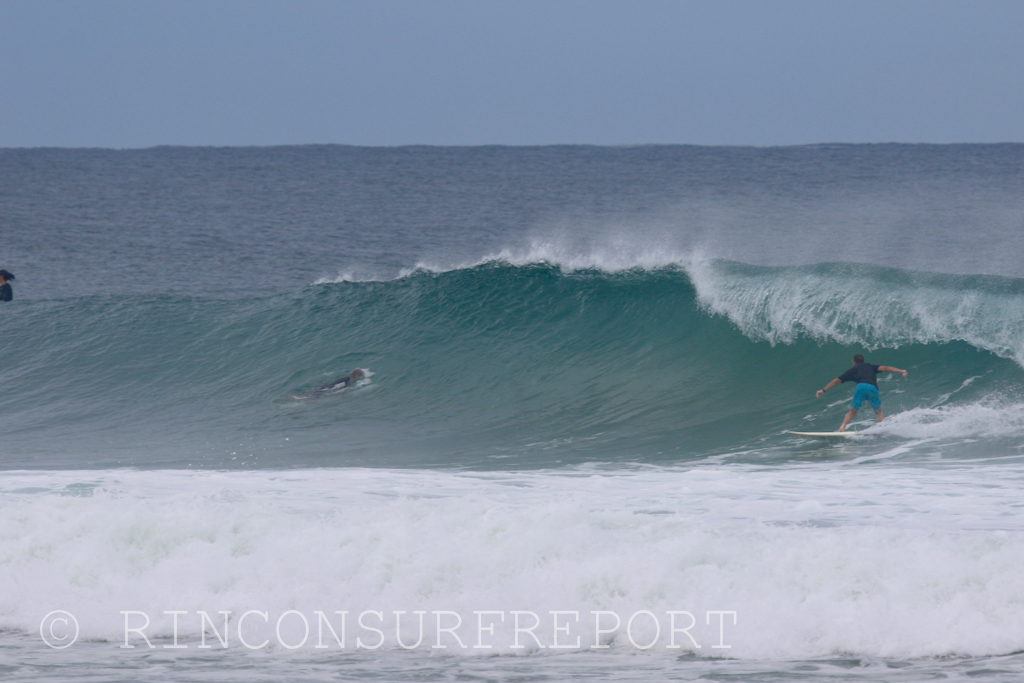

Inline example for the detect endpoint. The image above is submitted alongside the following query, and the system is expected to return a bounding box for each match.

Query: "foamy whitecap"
[868,399,1024,440]
[4,466,1024,659]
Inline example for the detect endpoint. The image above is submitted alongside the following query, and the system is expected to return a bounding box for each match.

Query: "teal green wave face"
[1,261,1022,469]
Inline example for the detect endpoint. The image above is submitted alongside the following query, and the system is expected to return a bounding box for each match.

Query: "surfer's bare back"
[816,354,907,432]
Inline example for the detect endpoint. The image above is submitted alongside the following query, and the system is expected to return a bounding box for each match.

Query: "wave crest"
[686,260,1024,365]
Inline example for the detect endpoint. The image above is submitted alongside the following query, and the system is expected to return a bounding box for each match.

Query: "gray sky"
[1,0,1022,147]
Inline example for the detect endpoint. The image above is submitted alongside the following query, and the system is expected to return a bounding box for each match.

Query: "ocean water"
[2,144,1024,681]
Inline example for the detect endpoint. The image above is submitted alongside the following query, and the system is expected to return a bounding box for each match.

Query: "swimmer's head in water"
[0,270,13,282]
[349,369,365,381]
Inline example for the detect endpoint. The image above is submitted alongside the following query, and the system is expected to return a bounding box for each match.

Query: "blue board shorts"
[851,383,881,410]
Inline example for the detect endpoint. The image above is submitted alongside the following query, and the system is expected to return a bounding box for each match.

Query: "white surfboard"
[787,430,855,439]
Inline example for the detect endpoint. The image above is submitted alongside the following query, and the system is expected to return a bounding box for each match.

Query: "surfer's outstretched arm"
[878,366,908,377]
[816,378,841,399]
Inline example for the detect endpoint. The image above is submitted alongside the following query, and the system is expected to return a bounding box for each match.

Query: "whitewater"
[2,144,1024,682]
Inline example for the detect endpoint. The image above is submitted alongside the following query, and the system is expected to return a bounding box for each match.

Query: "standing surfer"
[816,354,908,432]
[0,270,14,302]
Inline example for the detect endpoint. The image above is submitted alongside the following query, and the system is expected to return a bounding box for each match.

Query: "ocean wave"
[317,254,1024,362]
[2,261,1022,467]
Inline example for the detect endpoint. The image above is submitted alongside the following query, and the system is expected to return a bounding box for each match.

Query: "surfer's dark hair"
[0,270,13,281]
[853,354,865,364]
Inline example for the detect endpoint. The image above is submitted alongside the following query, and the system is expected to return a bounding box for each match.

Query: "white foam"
[869,399,1024,441]
[316,232,701,282]
[4,465,1024,659]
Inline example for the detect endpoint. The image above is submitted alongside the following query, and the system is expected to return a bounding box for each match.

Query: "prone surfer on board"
[816,355,907,432]
[305,369,365,398]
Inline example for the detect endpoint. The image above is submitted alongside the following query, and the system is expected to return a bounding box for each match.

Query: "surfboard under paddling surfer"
[816,355,907,432]
[304,369,365,399]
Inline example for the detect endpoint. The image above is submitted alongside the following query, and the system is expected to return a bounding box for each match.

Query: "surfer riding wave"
[816,355,908,432]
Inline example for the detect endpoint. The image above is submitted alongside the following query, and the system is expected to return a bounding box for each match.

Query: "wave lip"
[416,238,698,275]
[314,236,701,283]
[687,259,1024,366]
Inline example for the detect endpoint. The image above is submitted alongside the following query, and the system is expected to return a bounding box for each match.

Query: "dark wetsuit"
[0,283,11,302]
[316,377,352,392]
[304,376,354,399]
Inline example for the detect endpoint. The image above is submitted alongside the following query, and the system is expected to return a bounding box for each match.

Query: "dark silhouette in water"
[0,269,14,302]
[304,369,365,399]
